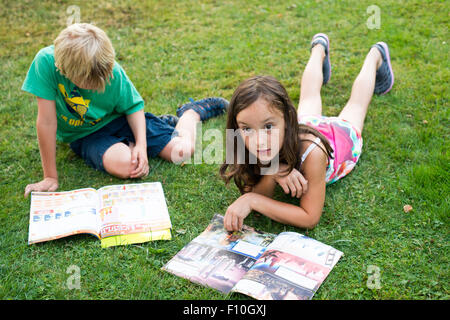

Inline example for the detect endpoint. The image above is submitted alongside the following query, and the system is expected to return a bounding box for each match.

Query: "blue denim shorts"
[69,112,177,172]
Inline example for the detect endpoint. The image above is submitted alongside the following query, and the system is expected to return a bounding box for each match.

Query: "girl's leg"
[338,47,382,133]
[158,109,200,163]
[298,44,326,117]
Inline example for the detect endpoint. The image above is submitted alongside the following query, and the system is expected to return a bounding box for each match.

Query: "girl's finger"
[287,179,296,197]
[292,176,303,198]
[224,211,232,231]
[238,217,244,231]
[297,173,308,194]
[231,215,238,231]
[279,181,290,194]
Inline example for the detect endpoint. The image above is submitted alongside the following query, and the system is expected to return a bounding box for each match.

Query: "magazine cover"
[232,232,343,299]
[163,214,343,299]
[162,214,275,293]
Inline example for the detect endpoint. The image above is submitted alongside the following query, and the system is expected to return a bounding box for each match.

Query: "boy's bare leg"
[102,142,136,179]
[338,47,382,133]
[103,109,201,177]
[158,109,200,163]
[298,45,325,117]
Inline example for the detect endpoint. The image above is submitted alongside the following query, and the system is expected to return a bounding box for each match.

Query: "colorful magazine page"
[231,232,343,300]
[28,188,100,244]
[97,182,172,248]
[28,182,172,248]
[162,214,276,293]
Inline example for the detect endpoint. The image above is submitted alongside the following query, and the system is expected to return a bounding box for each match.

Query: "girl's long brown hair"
[220,75,333,193]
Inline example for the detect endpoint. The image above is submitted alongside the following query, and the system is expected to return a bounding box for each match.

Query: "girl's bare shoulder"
[299,133,328,175]
[299,133,325,153]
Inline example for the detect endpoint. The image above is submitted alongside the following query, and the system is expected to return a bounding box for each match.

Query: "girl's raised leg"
[337,47,383,133]
[298,44,326,117]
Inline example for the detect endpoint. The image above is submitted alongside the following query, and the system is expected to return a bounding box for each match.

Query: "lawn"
[0,0,448,300]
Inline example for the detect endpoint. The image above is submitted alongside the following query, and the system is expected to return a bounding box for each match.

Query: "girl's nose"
[256,130,269,147]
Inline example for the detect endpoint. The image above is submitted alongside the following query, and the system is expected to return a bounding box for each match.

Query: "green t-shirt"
[21,45,144,143]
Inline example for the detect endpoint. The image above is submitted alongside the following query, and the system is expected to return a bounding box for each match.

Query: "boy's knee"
[102,144,133,179]
[110,165,132,179]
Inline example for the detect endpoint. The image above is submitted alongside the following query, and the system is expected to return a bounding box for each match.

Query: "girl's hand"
[24,177,59,197]
[224,193,255,232]
[129,142,149,179]
[274,165,308,198]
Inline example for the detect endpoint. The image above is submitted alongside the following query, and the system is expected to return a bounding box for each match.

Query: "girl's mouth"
[257,148,271,155]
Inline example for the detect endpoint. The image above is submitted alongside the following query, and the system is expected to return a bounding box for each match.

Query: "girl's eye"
[241,127,253,135]
[264,124,273,130]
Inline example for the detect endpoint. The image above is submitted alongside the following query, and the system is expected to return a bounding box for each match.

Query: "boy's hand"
[274,164,308,198]
[24,177,58,198]
[125,110,148,178]
[129,143,149,178]
[224,193,254,232]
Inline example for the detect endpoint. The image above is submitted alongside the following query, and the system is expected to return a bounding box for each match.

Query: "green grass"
[0,0,448,300]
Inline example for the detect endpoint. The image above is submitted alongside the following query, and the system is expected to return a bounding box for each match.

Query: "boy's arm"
[24,97,58,197]
[125,109,149,178]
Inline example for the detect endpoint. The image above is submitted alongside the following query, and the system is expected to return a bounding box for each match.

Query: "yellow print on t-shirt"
[58,84,101,127]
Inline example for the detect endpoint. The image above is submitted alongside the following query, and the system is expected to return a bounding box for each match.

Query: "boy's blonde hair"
[54,23,115,92]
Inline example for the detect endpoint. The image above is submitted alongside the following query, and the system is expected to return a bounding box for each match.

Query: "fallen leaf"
[403,204,413,213]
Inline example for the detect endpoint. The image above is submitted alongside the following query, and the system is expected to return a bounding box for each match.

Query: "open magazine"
[162,214,343,300]
[28,182,172,248]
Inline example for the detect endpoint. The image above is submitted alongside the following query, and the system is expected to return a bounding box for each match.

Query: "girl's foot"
[311,33,331,85]
[176,97,229,121]
[371,42,394,95]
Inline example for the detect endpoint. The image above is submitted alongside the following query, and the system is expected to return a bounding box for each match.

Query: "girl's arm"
[224,147,327,230]
[126,109,149,178]
[251,163,309,198]
[251,174,277,198]
[24,97,59,197]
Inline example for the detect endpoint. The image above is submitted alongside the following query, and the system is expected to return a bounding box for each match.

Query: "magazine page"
[97,182,172,248]
[232,232,343,300]
[28,188,100,244]
[162,214,276,293]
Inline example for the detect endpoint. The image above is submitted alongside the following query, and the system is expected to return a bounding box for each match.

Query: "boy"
[22,23,228,197]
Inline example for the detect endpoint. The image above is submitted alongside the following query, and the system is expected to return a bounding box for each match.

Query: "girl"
[220,33,394,231]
